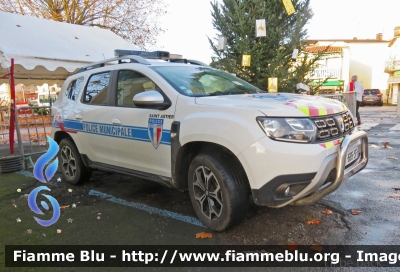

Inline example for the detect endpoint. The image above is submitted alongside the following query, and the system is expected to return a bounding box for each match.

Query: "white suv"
[51,50,368,231]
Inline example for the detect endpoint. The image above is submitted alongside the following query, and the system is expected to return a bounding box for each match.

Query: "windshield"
[151,66,261,96]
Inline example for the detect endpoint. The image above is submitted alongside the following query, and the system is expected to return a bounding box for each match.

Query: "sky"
[156,0,400,64]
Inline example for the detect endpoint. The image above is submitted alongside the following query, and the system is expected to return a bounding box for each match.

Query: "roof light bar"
[114,49,170,59]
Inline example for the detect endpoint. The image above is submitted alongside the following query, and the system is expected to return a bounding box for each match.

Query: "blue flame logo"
[28,137,61,227]
[28,186,60,226]
[34,136,58,183]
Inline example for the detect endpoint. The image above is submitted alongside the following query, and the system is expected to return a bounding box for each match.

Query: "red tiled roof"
[306,39,390,44]
[303,46,342,53]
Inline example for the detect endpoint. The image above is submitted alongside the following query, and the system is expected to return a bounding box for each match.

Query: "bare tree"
[0,0,166,49]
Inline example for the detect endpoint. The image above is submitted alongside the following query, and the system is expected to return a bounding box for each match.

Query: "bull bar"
[292,130,368,205]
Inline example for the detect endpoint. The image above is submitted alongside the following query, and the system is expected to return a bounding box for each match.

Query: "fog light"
[284,186,291,197]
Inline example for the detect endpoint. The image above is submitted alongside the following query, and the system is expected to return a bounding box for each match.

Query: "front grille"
[312,111,355,142]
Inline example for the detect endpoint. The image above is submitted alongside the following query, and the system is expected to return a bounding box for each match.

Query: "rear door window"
[65,77,84,101]
[83,72,111,105]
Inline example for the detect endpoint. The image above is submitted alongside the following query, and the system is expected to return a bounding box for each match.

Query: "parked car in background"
[28,99,39,106]
[362,89,383,106]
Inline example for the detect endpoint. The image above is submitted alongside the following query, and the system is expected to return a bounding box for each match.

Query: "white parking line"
[357,123,379,130]
[389,124,400,131]
[13,170,204,227]
[16,170,35,178]
[88,190,204,228]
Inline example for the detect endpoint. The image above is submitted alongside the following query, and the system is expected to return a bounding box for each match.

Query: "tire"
[188,153,249,231]
[379,101,383,106]
[58,138,91,185]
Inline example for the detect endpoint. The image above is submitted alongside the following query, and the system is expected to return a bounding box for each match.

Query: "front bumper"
[241,130,368,207]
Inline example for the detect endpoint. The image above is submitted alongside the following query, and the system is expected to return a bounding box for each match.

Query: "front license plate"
[345,144,361,166]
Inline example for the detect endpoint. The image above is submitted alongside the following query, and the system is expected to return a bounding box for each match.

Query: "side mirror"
[133,90,164,106]
[132,90,171,110]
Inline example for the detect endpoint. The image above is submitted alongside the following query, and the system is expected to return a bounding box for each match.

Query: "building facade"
[384,27,400,105]
[306,35,390,100]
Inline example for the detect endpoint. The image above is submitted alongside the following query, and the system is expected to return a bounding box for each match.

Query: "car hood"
[195,93,348,117]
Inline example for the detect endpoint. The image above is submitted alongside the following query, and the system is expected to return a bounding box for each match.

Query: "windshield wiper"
[208,91,226,96]
[211,91,261,96]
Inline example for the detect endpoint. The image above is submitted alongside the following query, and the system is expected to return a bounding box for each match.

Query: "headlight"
[257,117,317,143]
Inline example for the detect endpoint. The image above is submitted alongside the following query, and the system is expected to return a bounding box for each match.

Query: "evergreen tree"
[209,0,324,93]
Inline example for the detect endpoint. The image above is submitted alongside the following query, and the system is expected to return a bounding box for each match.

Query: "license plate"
[345,144,361,166]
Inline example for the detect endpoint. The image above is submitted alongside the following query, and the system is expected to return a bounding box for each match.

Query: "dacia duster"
[51,50,368,231]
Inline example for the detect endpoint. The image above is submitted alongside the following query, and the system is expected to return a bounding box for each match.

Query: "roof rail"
[187,59,211,67]
[168,58,210,67]
[115,49,170,59]
[76,55,151,73]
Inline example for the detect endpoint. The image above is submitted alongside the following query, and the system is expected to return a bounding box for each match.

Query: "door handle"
[112,118,122,125]
[75,114,82,120]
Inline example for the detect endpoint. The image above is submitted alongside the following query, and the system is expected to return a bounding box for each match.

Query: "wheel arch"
[172,141,251,193]
[55,131,92,184]
[54,131,90,168]
[54,131,75,145]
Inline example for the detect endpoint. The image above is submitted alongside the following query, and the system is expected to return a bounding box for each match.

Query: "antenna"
[102,53,105,60]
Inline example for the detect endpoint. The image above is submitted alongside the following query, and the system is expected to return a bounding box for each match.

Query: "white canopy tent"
[0,11,139,85]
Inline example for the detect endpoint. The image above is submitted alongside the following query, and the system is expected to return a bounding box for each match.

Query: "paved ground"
[1,105,399,271]
[325,105,400,245]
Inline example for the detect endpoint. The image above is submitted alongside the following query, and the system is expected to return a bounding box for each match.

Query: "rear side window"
[364,90,380,95]
[65,77,84,101]
[83,72,111,105]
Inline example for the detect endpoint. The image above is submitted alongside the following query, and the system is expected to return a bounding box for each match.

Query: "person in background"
[346,75,364,126]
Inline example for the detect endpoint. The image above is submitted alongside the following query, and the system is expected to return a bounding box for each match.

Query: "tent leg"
[9,58,15,154]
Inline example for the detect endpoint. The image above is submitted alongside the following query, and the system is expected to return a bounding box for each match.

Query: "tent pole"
[9,59,15,154]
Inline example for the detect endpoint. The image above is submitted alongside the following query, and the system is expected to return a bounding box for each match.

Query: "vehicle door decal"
[53,116,77,134]
[148,118,164,149]
[53,118,170,146]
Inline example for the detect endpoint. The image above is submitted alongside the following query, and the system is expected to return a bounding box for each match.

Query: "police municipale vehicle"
[51,50,368,231]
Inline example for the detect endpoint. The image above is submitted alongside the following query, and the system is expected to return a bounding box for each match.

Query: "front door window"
[116,70,161,107]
